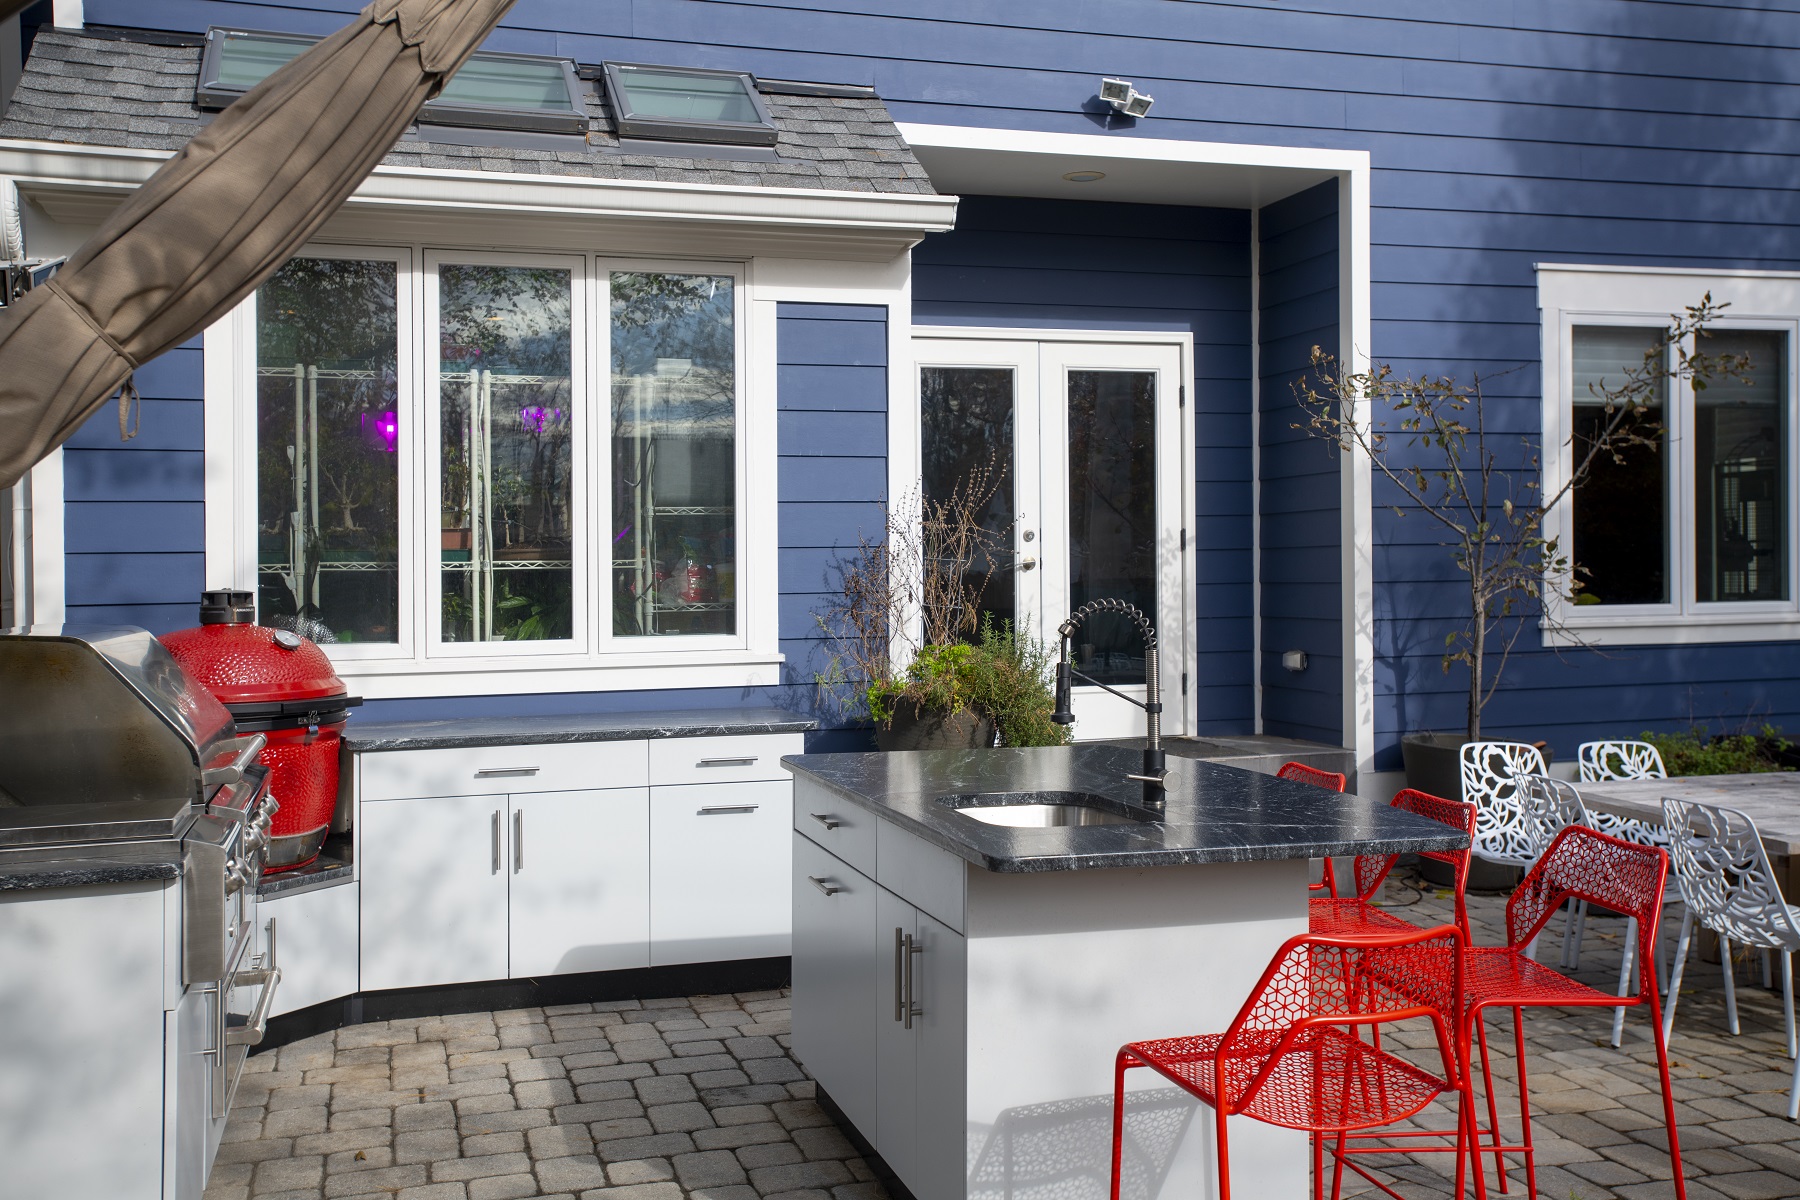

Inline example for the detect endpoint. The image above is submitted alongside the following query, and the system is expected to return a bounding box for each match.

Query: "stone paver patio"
[204,874,1800,1200]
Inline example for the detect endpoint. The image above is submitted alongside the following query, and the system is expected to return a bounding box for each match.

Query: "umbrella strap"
[117,376,140,442]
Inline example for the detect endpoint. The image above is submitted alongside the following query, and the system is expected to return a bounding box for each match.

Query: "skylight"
[599,63,778,147]
[198,28,587,136]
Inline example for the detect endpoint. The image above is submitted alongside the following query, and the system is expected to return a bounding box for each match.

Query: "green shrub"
[1642,725,1792,776]
[866,618,1071,748]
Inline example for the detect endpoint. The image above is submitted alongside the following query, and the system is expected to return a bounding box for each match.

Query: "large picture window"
[1540,266,1800,645]
[245,249,754,680]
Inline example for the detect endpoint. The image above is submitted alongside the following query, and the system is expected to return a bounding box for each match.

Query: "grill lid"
[0,625,239,813]
[160,590,350,708]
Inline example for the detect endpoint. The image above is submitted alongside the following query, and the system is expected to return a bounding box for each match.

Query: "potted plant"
[1294,296,1746,801]
[817,460,1069,750]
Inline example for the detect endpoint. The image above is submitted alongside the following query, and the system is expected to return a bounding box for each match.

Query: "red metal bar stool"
[1109,925,1476,1200]
[1311,789,1476,940]
[1461,825,1686,1200]
[1277,760,1351,896]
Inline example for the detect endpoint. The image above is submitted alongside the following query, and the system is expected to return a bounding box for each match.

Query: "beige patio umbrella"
[0,0,517,490]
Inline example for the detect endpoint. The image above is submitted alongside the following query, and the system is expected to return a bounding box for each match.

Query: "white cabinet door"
[360,794,508,992]
[791,833,878,1138]
[262,882,359,1017]
[650,779,791,966]
[508,788,650,977]
[912,909,968,1200]
[875,887,920,1186]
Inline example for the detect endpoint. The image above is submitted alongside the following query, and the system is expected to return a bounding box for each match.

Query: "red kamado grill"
[161,590,362,872]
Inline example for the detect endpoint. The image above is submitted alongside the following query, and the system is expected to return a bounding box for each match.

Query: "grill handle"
[203,733,267,789]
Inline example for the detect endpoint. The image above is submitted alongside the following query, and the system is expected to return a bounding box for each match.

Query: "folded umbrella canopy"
[0,0,517,490]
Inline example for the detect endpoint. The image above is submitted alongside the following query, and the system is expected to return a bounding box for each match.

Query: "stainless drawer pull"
[808,875,840,896]
[491,810,502,874]
[698,756,758,767]
[809,812,840,830]
[475,766,539,778]
[698,804,760,815]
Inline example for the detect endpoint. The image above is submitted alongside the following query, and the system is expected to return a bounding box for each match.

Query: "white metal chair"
[1661,798,1800,1120]
[1578,739,1673,848]
[1460,740,1547,869]
[1520,773,1593,969]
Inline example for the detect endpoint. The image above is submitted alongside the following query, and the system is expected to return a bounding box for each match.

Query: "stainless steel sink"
[937,791,1150,827]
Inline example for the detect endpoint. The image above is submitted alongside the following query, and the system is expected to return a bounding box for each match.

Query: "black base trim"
[815,1084,915,1200]
[259,957,791,1053]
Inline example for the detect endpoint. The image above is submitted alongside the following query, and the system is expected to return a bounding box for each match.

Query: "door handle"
[807,875,840,897]
[809,812,840,830]
[1018,557,1038,572]
[513,809,523,873]
[893,926,905,1023]
[491,810,501,874]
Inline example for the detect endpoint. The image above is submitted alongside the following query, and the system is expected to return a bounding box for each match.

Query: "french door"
[914,335,1188,738]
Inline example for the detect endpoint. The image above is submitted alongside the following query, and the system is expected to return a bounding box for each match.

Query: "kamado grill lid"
[159,591,361,728]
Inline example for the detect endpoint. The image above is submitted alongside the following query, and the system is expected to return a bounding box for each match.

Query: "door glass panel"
[921,366,1015,637]
[1067,369,1156,684]
[610,272,737,637]
[1570,326,1669,605]
[1697,329,1788,603]
[256,257,400,644]
[437,264,575,643]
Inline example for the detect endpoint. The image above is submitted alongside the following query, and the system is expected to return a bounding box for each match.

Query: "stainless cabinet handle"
[809,812,840,830]
[807,875,840,897]
[893,926,905,1023]
[491,810,501,874]
[513,809,523,873]
[903,931,924,1029]
[698,804,760,815]
[698,756,758,767]
[476,766,539,778]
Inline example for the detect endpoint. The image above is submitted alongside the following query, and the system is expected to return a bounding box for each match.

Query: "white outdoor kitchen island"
[785,745,1465,1200]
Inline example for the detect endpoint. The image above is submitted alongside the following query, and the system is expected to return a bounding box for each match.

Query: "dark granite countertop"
[0,853,180,892]
[345,708,818,752]
[782,745,1465,874]
[258,842,353,898]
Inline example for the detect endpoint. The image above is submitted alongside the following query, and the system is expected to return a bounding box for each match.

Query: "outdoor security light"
[1098,77,1154,118]
[1282,649,1308,672]
[1099,77,1134,105]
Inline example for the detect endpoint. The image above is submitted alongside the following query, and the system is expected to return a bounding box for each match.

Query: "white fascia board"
[0,139,959,242]
[895,122,1367,173]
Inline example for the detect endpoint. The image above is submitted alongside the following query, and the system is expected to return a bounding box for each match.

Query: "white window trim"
[1539,264,1800,646]
[205,244,784,699]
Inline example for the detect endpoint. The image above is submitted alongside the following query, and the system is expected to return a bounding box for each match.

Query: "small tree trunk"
[1467,577,1484,741]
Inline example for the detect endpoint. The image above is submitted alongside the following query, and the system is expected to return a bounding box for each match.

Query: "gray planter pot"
[874,701,996,752]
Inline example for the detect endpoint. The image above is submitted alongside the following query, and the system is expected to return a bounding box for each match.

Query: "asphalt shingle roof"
[0,31,937,196]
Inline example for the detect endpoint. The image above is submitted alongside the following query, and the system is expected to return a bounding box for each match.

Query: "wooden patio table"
[1578,771,1800,900]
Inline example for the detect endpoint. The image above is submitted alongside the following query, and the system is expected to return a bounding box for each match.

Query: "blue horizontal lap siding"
[913,194,1254,735]
[1258,182,1342,747]
[62,342,206,634]
[84,0,1800,759]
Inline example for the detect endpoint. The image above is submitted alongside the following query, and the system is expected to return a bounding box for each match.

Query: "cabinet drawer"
[792,777,877,878]
[650,780,791,965]
[649,733,803,785]
[358,740,649,801]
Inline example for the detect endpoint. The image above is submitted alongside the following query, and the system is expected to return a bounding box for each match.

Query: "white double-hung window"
[1539,265,1800,645]
[210,246,773,695]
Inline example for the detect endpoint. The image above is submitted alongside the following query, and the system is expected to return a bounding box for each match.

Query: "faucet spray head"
[1051,636,1075,725]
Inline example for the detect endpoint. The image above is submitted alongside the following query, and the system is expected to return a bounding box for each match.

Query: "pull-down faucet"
[1050,598,1168,809]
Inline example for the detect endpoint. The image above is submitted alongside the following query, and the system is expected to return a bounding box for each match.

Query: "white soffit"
[896,122,1354,209]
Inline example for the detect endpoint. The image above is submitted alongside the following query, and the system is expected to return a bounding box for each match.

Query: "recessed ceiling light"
[1062,170,1106,183]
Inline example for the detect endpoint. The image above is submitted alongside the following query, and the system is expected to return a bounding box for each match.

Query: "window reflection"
[256,257,400,643]
[1570,326,1669,606]
[1068,369,1157,684]
[1697,330,1788,603]
[922,366,1015,637]
[611,272,737,637]
[438,264,575,643]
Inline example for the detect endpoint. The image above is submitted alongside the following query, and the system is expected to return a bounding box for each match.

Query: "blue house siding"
[913,195,1255,735]
[72,1,1800,760]
[1257,182,1342,746]
[61,340,206,634]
